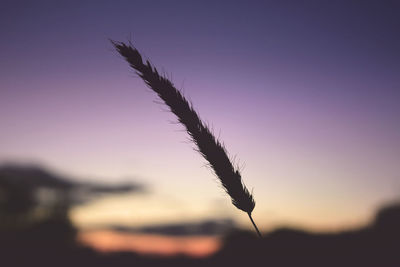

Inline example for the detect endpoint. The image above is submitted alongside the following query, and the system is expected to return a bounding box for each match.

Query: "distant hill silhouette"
[214,203,400,267]
[0,164,399,266]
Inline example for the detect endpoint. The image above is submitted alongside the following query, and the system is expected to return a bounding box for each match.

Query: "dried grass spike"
[112,40,261,237]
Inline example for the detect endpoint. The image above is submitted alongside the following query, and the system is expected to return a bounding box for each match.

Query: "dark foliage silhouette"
[0,164,142,228]
[112,41,260,237]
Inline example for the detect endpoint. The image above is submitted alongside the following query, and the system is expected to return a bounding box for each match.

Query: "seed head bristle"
[112,40,258,221]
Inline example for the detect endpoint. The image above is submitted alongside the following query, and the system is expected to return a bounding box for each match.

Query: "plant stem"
[248,212,262,238]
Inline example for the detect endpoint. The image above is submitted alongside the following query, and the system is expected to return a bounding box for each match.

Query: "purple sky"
[1,1,399,231]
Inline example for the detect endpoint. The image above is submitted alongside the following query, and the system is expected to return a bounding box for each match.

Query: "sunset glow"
[78,231,221,258]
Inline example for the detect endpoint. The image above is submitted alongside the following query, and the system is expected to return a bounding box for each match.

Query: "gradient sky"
[1,0,400,232]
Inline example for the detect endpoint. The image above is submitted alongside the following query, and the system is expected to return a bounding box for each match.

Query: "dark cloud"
[108,218,237,236]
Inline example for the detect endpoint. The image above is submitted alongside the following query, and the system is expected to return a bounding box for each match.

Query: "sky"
[1,0,400,233]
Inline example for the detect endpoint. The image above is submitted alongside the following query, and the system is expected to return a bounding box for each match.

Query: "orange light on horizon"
[78,230,222,258]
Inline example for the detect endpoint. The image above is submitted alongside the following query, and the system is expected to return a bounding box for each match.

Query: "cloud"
[108,218,237,236]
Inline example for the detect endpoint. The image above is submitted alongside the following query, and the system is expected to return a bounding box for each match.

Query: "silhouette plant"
[112,41,261,237]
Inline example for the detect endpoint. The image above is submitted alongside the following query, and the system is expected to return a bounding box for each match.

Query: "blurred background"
[1,0,399,266]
